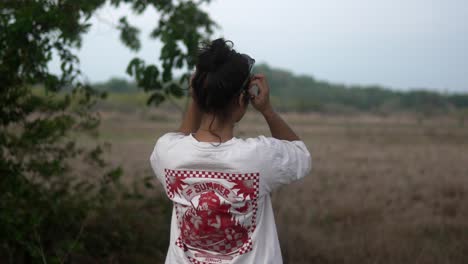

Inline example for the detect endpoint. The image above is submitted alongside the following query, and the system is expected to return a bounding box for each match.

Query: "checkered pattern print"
[166,169,260,262]
[166,169,259,180]
[164,169,174,198]
[176,237,184,249]
[238,238,253,255]
[199,237,244,254]
[187,256,203,264]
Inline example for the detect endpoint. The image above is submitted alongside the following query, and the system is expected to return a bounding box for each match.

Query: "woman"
[150,38,312,264]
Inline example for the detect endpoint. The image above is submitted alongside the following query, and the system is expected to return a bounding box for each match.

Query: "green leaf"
[167,83,184,98]
[107,167,123,182]
[147,92,165,106]
[126,57,144,77]
[118,17,141,51]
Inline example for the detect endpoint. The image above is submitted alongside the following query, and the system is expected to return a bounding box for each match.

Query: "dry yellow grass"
[95,109,468,264]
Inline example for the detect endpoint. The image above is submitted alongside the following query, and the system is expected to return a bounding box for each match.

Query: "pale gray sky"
[50,0,468,92]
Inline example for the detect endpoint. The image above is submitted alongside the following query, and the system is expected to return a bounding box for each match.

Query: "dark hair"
[191,38,251,121]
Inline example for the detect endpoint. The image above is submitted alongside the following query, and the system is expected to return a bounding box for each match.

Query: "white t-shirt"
[150,132,312,264]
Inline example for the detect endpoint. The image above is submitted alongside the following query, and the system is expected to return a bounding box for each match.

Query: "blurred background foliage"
[93,63,468,118]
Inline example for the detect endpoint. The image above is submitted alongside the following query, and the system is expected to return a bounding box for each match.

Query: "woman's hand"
[249,74,273,115]
[249,74,299,141]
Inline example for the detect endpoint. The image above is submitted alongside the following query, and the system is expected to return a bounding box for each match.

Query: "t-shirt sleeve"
[256,136,312,193]
[149,132,185,185]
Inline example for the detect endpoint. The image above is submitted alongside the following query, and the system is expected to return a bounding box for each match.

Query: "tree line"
[94,64,468,114]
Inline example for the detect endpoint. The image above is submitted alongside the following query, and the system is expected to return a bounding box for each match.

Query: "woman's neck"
[194,114,235,143]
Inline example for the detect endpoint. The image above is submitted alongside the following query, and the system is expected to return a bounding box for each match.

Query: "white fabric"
[150,132,312,264]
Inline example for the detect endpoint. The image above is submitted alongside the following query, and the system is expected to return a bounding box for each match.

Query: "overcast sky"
[50,0,468,92]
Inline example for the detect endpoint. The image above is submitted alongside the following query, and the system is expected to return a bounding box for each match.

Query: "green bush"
[1,1,214,263]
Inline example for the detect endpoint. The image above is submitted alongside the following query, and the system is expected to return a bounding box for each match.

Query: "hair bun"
[197,38,233,72]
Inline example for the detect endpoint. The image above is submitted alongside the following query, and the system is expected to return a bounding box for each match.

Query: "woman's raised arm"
[249,74,300,141]
[178,75,202,135]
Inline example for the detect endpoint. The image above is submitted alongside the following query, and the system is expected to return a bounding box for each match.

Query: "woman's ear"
[238,92,247,108]
[233,92,247,123]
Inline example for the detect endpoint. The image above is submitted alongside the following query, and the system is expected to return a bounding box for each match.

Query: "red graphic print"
[234,201,251,213]
[230,179,256,200]
[164,169,259,264]
[168,175,187,195]
[181,192,248,254]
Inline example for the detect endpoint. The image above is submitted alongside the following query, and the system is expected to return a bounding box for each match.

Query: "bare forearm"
[262,108,300,141]
[178,99,202,135]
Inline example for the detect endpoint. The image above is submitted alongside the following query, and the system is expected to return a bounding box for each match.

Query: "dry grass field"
[96,108,468,264]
